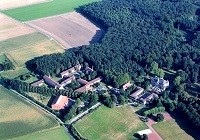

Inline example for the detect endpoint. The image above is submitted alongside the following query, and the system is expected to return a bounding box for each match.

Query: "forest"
[27,0,200,88]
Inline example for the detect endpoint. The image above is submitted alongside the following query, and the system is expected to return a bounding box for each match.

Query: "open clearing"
[12,127,71,140]
[0,32,65,67]
[0,0,50,10]
[28,12,105,48]
[0,86,59,140]
[74,105,147,140]
[153,120,194,140]
[0,13,35,41]
[2,0,101,21]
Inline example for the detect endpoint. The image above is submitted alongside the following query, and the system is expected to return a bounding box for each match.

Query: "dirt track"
[0,13,35,41]
[0,0,50,10]
[28,12,105,49]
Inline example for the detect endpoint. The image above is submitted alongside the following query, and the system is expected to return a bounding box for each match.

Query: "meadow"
[0,67,30,79]
[12,127,71,140]
[0,32,64,67]
[2,0,101,21]
[0,86,59,140]
[74,105,147,140]
[153,120,194,140]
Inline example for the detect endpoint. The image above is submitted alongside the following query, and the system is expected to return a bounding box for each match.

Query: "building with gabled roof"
[43,75,63,89]
[77,78,89,85]
[122,81,133,91]
[60,64,81,78]
[31,80,44,87]
[129,87,144,100]
[51,95,69,110]
[60,76,75,87]
[75,77,102,93]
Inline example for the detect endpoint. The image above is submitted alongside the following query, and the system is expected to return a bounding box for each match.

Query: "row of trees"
[143,107,165,116]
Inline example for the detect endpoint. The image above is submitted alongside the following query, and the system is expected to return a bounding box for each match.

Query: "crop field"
[153,120,194,140]
[2,0,102,21]
[0,86,59,140]
[0,32,64,67]
[74,105,147,140]
[28,12,105,48]
[0,0,50,10]
[0,13,35,41]
[12,127,71,140]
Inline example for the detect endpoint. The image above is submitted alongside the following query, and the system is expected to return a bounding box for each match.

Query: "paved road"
[67,102,101,124]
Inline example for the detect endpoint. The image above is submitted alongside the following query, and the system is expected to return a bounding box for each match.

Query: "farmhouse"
[60,64,81,78]
[129,87,144,100]
[139,92,158,105]
[51,95,69,110]
[43,75,63,89]
[75,77,102,92]
[60,76,75,87]
[31,80,44,87]
[151,76,169,92]
[122,81,133,91]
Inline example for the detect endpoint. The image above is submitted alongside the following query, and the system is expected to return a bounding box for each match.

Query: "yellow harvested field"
[7,40,64,67]
[0,13,35,41]
[0,0,50,10]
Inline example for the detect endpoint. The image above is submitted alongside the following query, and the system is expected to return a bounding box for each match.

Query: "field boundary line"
[0,0,53,11]
[10,89,64,125]
[67,102,101,125]
[25,22,67,50]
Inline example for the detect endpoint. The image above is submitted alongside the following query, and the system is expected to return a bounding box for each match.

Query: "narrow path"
[67,102,101,124]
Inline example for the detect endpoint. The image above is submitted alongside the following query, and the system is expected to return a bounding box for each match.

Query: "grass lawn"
[0,67,30,79]
[26,92,50,105]
[0,54,7,63]
[153,120,194,140]
[0,86,59,140]
[2,0,101,21]
[74,105,147,140]
[11,127,71,140]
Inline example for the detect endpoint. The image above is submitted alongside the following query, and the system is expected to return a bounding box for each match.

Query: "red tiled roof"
[51,95,69,110]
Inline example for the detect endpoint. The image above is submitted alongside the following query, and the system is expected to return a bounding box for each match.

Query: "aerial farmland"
[0,0,104,139]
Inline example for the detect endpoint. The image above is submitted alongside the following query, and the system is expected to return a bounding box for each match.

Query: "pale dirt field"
[28,11,105,48]
[0,0,50,10]
[0,13,35,41]
[7,40,64,67]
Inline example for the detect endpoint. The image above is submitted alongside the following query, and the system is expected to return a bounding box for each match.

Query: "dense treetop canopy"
[27,0,200,87]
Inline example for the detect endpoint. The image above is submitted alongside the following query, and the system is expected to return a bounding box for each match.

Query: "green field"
[2,0,101,21]
[12,127,71,140]
[153,120,194,140]
[0,86,59,140]
[74,105,147,140]
[0,32,46,54]
[0,67,30,79]
[0,32,64,67]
